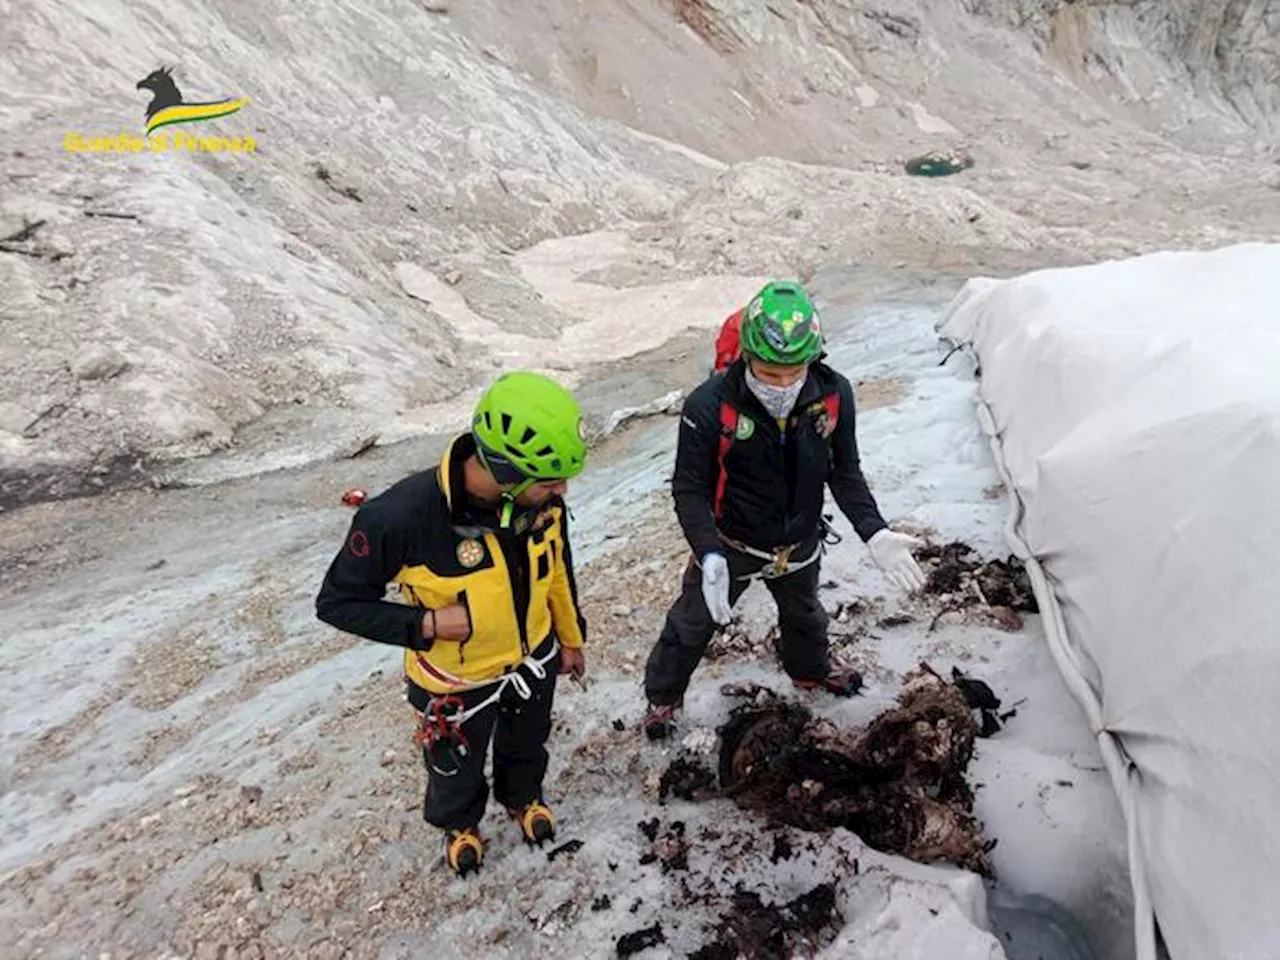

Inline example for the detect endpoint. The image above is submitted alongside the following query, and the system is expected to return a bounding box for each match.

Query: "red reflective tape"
[414,652,471,691]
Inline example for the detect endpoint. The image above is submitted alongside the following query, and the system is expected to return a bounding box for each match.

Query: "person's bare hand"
[423,603,471,642]
[560,646,586,680]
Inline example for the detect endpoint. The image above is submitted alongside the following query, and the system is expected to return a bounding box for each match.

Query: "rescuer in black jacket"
[642,281,927,739]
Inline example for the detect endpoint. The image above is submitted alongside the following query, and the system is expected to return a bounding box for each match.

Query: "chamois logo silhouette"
[135,66,249,137]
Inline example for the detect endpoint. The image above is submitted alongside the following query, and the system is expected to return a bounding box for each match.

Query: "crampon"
[444,828,484,877]
[510,801,556,846]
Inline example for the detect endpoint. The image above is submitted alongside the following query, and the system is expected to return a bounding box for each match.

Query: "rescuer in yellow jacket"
[316,371,590,877]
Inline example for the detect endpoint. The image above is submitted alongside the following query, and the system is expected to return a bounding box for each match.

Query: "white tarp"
[934,243,1280,960]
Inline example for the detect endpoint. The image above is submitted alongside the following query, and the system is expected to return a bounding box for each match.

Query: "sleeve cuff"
[407,608,432,651]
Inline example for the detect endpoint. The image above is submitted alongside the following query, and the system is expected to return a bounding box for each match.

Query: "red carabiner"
[415,695,468,753]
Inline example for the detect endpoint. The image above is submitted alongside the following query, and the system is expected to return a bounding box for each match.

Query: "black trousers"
[643,544,830,707]
[407,635,560,831]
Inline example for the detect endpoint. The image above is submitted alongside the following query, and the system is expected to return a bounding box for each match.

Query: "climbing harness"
[414,638,561,777]
[717,515,843,583]
[718,532,823,582]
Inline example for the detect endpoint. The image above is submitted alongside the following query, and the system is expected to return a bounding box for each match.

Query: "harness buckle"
[761,545,796,579]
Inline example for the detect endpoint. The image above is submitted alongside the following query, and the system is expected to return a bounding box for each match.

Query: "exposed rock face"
[2,0,1276,507]
[975,0,1280,133]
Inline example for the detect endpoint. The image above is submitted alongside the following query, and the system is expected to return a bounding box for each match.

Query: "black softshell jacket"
[672,360,888,560]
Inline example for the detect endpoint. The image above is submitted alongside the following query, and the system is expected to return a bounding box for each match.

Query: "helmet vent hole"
[535,444,553,457]
[520,426,537,445]
[501,413,513,435]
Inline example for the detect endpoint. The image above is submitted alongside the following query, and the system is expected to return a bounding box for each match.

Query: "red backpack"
[713,308,745,373]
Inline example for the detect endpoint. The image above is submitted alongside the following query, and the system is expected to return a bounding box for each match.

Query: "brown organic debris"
[659,756,718,802]
[716,664,993,875]
[617,922,665,957]
[653,821,690,873]
[704,625,770,662]
[694,883,841,960]
[917,541,1037,631]
[546,839,584,863]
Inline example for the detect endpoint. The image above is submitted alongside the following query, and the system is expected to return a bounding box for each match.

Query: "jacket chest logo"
[456,539,485,568]
[734,415,756,441]
[807,401,835,439]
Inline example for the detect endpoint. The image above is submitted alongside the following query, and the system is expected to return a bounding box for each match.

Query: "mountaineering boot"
[444,828,485,877]
[793,667,863,698]
[642,701,680,741]
[510,801,556,846]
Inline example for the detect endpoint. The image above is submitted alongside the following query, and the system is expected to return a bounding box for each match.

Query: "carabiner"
[415,695,471,777]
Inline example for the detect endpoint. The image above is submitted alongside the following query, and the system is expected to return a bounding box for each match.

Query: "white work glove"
[700,552,733,625]
[868,529,927,593]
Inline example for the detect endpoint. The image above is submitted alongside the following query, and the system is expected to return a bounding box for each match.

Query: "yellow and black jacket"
[315,433,586,695]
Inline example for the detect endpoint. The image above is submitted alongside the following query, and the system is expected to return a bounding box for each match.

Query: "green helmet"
[471,371,587,485]
[738,281,823,366]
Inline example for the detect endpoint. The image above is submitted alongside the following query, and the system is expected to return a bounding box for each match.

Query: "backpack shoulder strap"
[713,400,737,521]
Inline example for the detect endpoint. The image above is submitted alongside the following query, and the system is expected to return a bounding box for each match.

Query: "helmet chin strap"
[499,477,537,528]
[475,445,555,529]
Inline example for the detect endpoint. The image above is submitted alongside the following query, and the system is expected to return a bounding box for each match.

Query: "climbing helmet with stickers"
[472,371,587,488]
[738,281,823,366]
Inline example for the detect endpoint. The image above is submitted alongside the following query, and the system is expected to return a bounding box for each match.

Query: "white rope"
[453,636,560,725]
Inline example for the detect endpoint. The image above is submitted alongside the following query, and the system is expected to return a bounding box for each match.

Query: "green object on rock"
[905,151,974,177]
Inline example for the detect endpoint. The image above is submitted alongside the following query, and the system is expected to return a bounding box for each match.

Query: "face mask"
[745,364,807,420]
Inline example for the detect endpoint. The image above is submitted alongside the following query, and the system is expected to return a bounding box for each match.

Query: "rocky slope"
[2,0,1276,508]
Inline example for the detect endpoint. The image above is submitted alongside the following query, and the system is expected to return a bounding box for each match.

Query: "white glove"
[700,552,733,625]
[868,529,927,593]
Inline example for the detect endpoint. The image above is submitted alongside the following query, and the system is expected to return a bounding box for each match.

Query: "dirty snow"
[0,274,1132,959]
